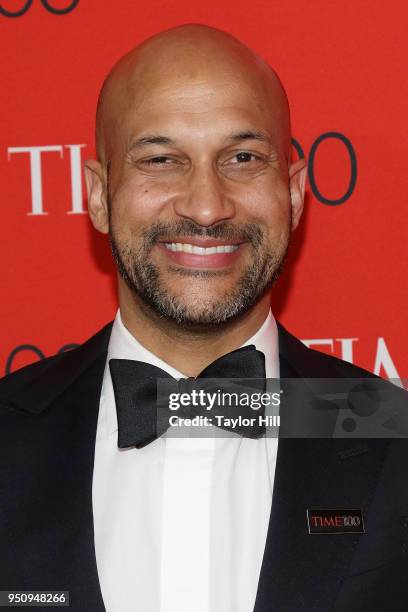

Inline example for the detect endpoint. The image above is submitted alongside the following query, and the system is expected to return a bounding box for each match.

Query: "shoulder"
[277,321,376,379]
[277,323,407,432]
[0,320,114,409]
[0,353,64,404]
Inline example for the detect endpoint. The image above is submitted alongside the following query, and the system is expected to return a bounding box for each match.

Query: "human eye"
[141,155,176,166]
[219,148,271,179]
[220,150,267,172]
[230,151,262,164]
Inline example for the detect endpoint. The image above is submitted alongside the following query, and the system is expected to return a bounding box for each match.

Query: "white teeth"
[193,246,205,254]
[163,242,239,254]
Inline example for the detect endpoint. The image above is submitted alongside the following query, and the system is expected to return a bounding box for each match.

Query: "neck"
[117,279,271,377]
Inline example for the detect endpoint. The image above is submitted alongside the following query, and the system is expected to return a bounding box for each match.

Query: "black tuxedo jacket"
[1,320,408,611]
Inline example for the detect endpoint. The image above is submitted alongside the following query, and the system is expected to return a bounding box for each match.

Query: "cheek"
[109,175,175,232]
[236,177,291,228]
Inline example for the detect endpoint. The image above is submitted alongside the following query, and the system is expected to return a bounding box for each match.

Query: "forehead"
[118,71,285,149]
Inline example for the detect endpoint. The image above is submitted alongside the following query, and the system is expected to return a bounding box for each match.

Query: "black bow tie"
[109,345,267,449]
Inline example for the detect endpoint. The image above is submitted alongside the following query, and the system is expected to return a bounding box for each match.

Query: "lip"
[156,241,247,269]
[157,237,244,247]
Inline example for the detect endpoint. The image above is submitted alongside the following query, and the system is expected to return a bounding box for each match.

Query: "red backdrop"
[1,0,407,379]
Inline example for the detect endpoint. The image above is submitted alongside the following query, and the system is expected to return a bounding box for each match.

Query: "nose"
[173,164,236,227]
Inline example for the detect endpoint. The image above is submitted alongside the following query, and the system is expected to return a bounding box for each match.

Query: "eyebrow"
[128,130,274,151]
[130,135,175,148]
[226,130,273,145]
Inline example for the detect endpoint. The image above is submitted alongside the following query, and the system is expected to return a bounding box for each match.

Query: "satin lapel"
[253,324,389,611]
[1,324,113,610]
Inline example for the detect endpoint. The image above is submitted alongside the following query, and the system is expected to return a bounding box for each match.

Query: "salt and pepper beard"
[107,194,292,328]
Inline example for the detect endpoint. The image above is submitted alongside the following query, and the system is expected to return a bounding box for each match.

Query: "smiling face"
[86,25,306,328]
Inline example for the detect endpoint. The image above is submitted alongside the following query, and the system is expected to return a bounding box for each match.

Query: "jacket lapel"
[253,323,390,610]
[2,322,113,610]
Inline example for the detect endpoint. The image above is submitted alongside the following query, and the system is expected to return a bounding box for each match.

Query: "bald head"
[86,23,307,338]
[95,24,291,165]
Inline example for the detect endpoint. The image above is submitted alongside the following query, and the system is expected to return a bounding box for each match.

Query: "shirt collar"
[98,308,279,437]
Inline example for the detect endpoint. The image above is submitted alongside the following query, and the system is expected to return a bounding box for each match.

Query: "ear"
[288,157,308,231]
[84,159,109,234]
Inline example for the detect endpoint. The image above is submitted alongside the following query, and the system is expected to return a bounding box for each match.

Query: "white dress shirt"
[92,308,280,612]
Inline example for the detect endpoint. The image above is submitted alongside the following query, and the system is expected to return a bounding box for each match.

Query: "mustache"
[141,220,264,249]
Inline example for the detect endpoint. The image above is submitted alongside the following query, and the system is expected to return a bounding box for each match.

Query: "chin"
[158,297,249,327]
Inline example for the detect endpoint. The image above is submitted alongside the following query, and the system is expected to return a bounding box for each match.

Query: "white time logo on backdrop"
[7,144,86,215]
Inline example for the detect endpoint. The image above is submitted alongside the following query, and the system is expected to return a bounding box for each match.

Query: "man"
[1,23,407,612]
